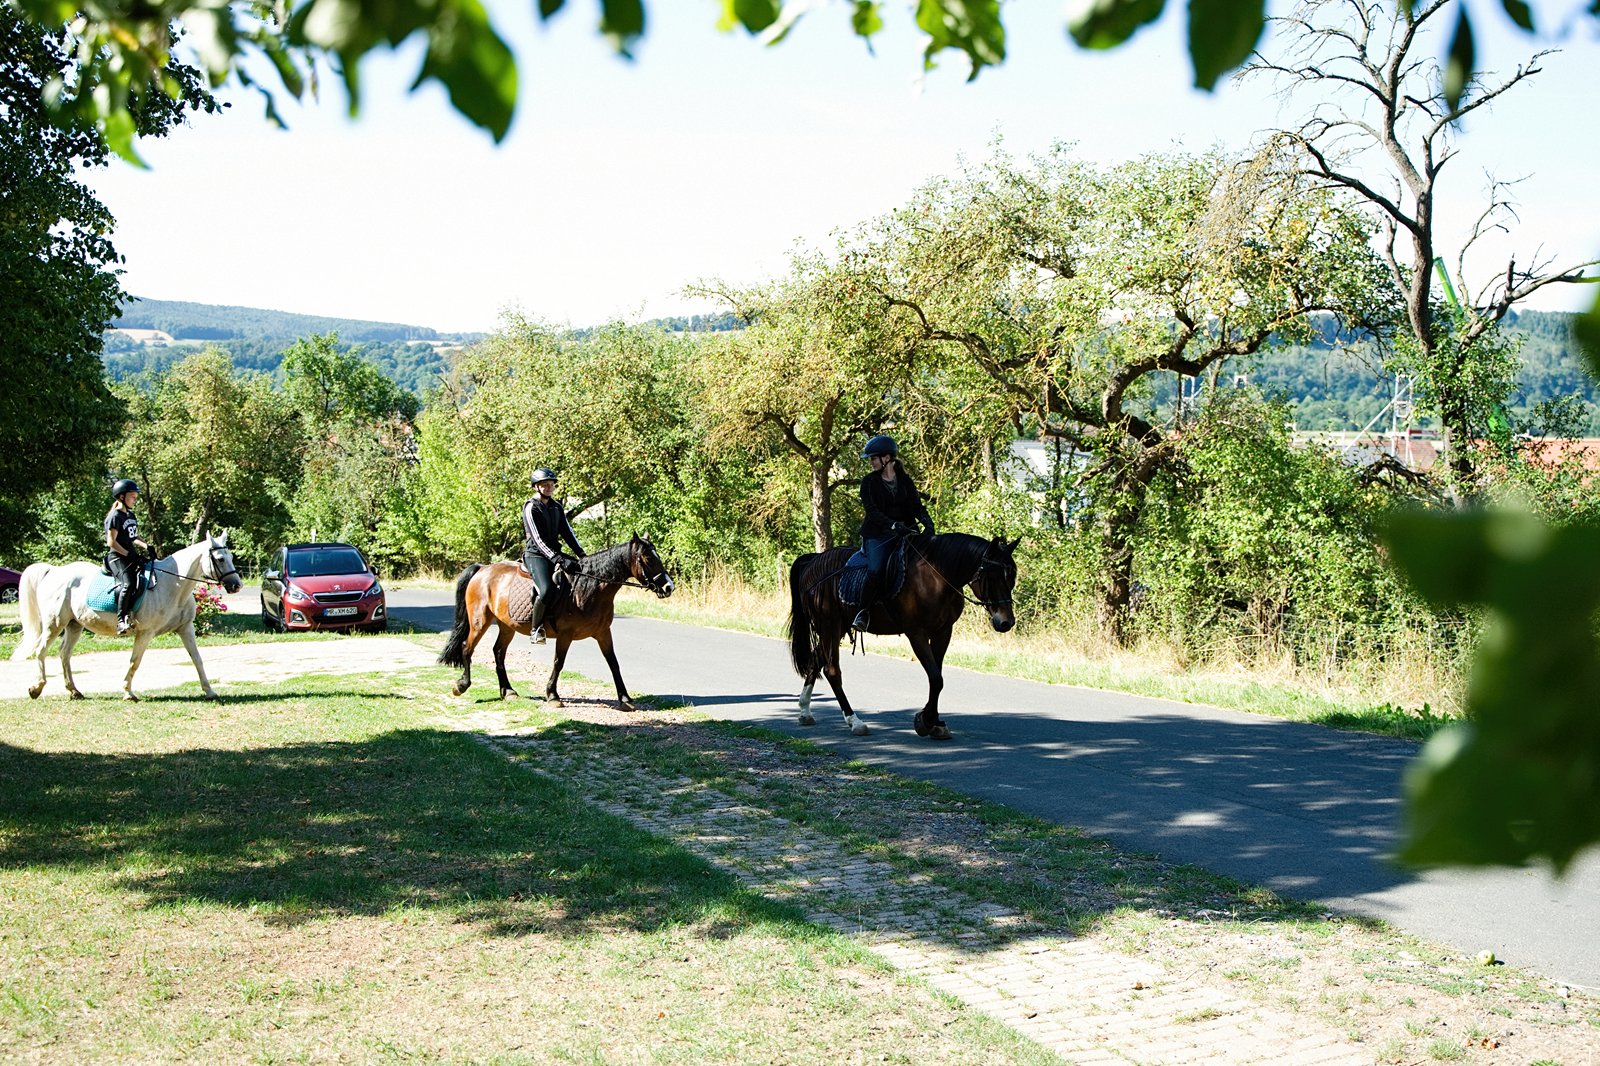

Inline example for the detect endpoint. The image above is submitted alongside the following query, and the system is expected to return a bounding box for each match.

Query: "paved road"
[388,588,1600,990]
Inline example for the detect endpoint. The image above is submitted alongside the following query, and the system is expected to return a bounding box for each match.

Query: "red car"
[260,542,387,632]
[0,565,20,604]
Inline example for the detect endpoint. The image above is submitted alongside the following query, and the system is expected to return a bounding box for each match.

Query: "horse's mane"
[916,532,989,584]
[568,541,636,610]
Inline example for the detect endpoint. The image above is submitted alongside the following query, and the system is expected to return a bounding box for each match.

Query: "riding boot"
[852,573,880,631]
[116,587,134,635]
[529,596,547,645]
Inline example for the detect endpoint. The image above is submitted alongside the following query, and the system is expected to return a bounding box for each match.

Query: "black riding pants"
[523,553,555,630]
[108,553,145,620]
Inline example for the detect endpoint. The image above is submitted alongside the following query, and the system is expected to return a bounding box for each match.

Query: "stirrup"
[850,608,871,631]
[116,618,132,635]
[530,626,546,645]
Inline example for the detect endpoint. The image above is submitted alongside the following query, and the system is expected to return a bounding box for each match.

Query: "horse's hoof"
[27,685,42,700]
[545,697,563,709]
[930,723,953,741]
[913,711,932,737]
[451,683,468,697]
[123,693,139,702]
[68,689,85,701]
[798,712,816,726]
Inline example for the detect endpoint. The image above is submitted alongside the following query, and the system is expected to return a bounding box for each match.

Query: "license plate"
[324,606,359,617]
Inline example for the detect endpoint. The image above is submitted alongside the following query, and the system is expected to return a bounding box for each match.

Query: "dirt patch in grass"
[517,692,1600,1066]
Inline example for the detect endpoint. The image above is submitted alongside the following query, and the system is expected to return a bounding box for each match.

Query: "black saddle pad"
[836,537,911,607]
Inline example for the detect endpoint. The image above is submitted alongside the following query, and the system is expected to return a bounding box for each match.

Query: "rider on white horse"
[104,478,152,634]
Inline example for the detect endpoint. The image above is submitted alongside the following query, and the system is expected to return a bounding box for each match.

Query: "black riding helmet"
[111,478,139,499]
[861,435,897,460]
[529,468,558,489]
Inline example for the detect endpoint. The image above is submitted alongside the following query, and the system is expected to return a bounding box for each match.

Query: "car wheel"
[0,587,17,604]
[261,604,280,632]
[363,620,388,634]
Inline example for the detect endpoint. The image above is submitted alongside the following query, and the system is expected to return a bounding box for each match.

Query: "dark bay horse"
[787,532,1019,739]
[438,535,673,708]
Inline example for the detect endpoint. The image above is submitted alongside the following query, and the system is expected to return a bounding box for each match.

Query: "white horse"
[11,532,244,701]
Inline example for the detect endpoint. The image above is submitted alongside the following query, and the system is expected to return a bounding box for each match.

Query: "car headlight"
[285,585,314,603]
[365,582,383,598]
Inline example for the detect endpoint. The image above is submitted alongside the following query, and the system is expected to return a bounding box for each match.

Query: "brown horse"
[787,532,1019,739]
[438,535,674,707]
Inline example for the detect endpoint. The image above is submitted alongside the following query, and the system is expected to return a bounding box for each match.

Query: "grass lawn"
[0,666,1055,1065]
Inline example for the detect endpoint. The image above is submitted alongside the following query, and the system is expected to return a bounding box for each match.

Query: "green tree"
[1249,0,1598,498]
[282,333,421,424]
[860,144,1394,637]
[693,255,919,552]
[0,9,214,558]
[110,350,300,554]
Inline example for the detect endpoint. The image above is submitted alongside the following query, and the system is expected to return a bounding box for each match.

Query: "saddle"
[837,536,912,608]
[85,562,155,614]
[508,561,573,628]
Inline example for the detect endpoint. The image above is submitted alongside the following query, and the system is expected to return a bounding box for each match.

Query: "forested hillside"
[113,297,448,342]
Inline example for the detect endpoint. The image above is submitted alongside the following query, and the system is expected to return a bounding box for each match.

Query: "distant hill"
[113,297,452,344]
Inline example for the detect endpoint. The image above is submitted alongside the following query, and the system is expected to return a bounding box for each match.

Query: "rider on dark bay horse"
[854,434,935,632]
[104,478,153,634]
[522,467,585,645]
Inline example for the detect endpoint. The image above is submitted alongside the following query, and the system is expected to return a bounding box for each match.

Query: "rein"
[906,539,1013,610]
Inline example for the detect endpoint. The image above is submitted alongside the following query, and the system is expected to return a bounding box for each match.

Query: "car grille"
[313,591,363,603]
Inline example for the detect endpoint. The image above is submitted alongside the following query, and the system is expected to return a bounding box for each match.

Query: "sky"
[84,0,1600,335]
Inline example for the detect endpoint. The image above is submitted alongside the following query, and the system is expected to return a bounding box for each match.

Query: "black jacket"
[522,496,585,561]
[859,471,934,540]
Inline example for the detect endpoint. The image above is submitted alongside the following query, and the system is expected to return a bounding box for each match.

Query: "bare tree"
[1249,0,1598,497]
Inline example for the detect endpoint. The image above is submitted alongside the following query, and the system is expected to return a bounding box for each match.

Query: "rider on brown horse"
[522,467,585,645]
[854,434,934,632]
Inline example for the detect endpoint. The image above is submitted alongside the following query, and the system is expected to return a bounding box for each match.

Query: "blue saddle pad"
[85,570,148,614]
[836,538,911,607]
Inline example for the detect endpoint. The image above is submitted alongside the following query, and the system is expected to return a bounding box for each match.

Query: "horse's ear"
[217,529,230,547]
[1007,535,1022,553]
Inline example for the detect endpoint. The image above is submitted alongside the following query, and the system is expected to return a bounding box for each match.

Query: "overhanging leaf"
[852,0,884,40]
[915,0,1005,79]
[1443,5,1475,111]
[727,0,782,34]
[413,0,517,141]
[1187,0,1264,90]
[1575,288,1600,379]
[1068,0,1166,50]
[1387,508,1600,873]
[1499,0,1535,32]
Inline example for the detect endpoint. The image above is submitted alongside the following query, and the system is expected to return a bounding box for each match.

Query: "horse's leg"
[544,637,571,707]
[175,622,218,700]
[58,623,86,700]
[492,624,518,700]
[30,618,66,699]
[451,601,494,698]
[797,655,823,726]
[907,628,953,740]
[123,629,158,702]
[594,629,638,712]
[819,639,869,737]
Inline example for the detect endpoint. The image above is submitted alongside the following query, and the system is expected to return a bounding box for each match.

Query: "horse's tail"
[11,563,48,661]
[437,563,484,668]
[786,554,818,676]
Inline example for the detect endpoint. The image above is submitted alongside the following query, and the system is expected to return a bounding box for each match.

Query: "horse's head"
[971,535,1019,633]
[629,533,674,598]
[206,530,244,594]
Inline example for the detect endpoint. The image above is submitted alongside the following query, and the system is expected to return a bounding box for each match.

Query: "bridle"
[909,540,1015,610]
[164,542,242,590]
[572,542,673,595]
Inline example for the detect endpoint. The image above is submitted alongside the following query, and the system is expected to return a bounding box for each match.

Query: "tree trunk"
[191,500,211,545]
[810,463,833,553]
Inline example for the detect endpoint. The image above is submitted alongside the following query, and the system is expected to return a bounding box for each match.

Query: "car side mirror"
[265,569,279,581]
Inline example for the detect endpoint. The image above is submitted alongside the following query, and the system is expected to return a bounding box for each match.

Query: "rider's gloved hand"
[558,555,581,574]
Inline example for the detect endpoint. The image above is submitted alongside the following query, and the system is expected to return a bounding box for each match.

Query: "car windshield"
[286,548,368,578]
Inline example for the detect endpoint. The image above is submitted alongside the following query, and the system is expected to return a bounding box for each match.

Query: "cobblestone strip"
[481,725,1373,1066]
